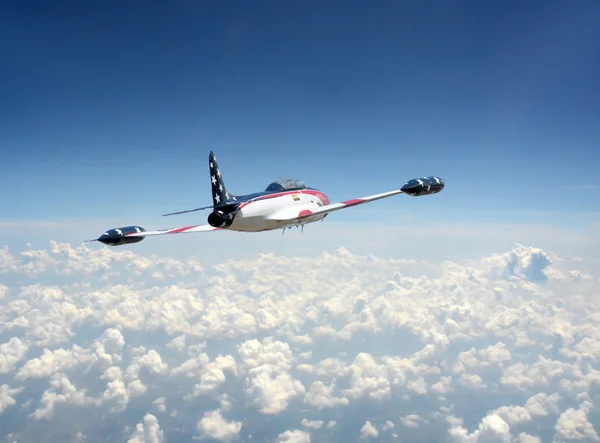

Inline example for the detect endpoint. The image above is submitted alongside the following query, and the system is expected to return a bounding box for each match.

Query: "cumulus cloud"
[401,414,421,428]
[0,240,598,441]
[30,373,100,420]
[382,420,395,431]
[127,413,164,443]
[450,413,513,442]
[303,380,349,409]
[196,409,242,441]
[554,401,599,441]
[0,384,23,414]
[239,339,305,414]
[152,396,166,413]
[276,429,311,442]
[301,418,324,429]
[514,434,542,443]
[360,420,379,438]
[15,345,96,381]
[0,337,28,374]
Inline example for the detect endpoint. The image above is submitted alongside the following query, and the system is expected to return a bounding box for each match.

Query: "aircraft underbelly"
[228,198,281,232]
[265,201,325,228]
[229,193,323,232]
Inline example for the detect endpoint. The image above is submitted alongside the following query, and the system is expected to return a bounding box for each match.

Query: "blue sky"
[1,0,599,229]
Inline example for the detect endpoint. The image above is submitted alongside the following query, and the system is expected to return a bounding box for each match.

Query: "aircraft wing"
[88,223,221,247]
[271,189,405,224]
[125,224,220,237]
[271,175,445,225]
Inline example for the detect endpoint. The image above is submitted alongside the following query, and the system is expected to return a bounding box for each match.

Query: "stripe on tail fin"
[209,151,235,206]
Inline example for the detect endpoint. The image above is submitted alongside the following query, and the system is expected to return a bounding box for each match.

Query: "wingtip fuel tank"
[401,176,445,197]
[93,226,147,246]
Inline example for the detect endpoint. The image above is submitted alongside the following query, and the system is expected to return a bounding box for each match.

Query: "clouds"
[0,384,22,414]
[276,429,311,443]
[304,380,349,409]
[196,409,242,441]
[448,413,512,442]
[127,413,164,443]
[360,420,379,438]
[0,240,598,441]
[30,373,100,421]
[0,337,27,374]
[554,401,599,442]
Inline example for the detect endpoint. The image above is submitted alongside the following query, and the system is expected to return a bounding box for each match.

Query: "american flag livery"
[209,151,236,206]
[87,150,445,246]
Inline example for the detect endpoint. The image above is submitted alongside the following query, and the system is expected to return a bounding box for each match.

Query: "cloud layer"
[0,241,599,442]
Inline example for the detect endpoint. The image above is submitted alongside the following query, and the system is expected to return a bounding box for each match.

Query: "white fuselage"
[227,189,330,232]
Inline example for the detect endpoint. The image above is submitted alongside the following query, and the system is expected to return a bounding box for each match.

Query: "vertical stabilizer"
[209,151,233,206]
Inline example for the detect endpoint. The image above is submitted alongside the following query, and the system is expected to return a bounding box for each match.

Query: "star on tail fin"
[209,151,234,206]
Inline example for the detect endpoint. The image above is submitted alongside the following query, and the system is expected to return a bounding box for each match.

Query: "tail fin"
[209,151,233,206]
[161,151,231,216]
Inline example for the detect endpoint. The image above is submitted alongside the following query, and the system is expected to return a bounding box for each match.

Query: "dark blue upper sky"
[1,0,599,225]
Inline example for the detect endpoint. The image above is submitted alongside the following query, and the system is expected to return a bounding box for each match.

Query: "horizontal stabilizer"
[162,205,213,216]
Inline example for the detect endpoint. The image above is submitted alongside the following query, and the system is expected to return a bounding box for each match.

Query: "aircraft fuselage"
[227,188,331,232]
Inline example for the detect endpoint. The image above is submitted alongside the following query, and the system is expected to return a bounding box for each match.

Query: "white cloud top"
[0,240,598,442]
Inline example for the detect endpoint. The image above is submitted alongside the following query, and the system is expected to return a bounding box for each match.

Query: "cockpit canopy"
[265,179,307,192]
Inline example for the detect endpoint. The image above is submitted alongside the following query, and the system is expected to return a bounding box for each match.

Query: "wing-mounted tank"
[95,226,147,246]
[401,176,445,197]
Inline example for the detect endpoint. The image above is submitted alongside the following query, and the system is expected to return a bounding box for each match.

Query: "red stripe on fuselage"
[298,209,313,217]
